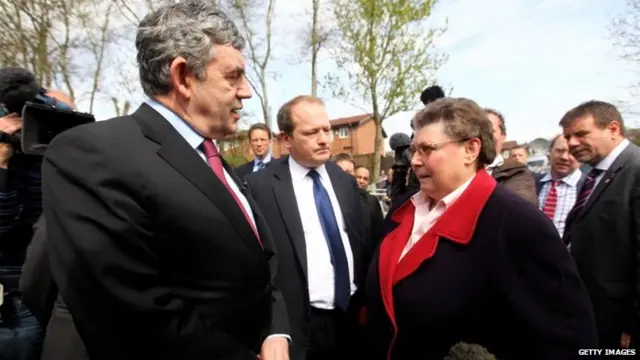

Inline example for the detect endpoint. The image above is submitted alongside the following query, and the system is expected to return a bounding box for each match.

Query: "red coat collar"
[377,169,497,353]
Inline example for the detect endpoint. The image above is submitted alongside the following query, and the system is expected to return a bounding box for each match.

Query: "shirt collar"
[145,98,208,150]
[256,153,272,164]
[540,168,583,187]
[288,155,329,183]
[411,173,476,209]
[487,154,504,170]
[594,138,630,171]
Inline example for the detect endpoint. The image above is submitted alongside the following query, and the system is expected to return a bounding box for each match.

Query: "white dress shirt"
[591,139,630,191]
[538,169,582,237]
[288,157,356,310]
[400,174,475,261]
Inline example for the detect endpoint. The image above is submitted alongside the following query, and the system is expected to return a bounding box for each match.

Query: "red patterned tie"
[542,180,558,219]
[201,139,262,246]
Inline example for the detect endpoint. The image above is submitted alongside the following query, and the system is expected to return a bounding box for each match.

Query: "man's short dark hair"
[420,85,445,105]
[559,100,625,135]
[248,123,272,140]
[332,152,355,166]
[484,108,506,136]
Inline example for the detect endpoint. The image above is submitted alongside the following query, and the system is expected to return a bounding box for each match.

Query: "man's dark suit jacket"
[20,215,88,360]
[358,189,384,249]
[235,159,256,180]
[235,158,275,181]
[41,104,288,360]
[564,142,640,347]
[246,157,372,360]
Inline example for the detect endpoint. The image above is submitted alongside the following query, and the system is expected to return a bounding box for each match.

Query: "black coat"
[41,104,288,360]
[365,170,598,360]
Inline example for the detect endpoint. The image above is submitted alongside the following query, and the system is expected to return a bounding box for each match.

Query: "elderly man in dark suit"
[561,100,640,351]
[247,96,372,360]
[40,1,289,359]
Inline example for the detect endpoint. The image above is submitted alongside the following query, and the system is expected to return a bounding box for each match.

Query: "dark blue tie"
[255,160,265,171]
[307,170,350,311]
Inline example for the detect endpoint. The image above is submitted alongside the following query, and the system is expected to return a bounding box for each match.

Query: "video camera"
[0,90,95,156]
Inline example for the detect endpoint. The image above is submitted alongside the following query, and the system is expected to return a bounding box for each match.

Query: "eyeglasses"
[408,138,470,158]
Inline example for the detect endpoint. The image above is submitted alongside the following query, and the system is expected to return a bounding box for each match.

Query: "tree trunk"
[310,0,319,96]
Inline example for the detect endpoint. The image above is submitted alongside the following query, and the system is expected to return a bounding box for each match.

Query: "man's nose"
[566,136,580,148]
[238,79,252,99]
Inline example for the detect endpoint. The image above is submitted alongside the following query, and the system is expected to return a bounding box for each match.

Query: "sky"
[85,0,636,149]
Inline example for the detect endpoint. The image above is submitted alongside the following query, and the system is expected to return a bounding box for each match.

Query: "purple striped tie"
[563,167,604,243]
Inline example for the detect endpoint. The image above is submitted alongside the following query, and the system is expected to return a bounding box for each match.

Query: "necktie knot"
[307,169,320,181]
[202,140,219,159]
[588,168,604,179]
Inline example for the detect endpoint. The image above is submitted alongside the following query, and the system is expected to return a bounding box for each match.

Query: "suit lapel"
[272,157,308,279]
[132,104,261,255]
[578,142,634,220]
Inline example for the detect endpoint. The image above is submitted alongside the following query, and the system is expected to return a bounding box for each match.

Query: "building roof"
[330,113,388,138]
[329,114,372,127]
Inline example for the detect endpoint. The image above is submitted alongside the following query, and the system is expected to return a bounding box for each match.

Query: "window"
[338,127,349,139]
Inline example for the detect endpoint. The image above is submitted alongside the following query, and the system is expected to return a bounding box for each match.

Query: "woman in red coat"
[364,98,597,359]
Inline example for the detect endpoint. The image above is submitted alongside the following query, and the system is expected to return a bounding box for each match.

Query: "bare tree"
[222,0,277,129]
[301,0,334,96]
[611,0,640,107]
[76,1,118,112]
[0,0,133,115]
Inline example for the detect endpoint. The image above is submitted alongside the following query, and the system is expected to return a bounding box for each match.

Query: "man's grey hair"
[135,0,245,96]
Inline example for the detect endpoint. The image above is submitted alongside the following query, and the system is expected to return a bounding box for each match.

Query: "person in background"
[354,166,372,191]
[236,122,275,180]
[484,108,538,206]
[333,154,384,249]
[333,153,356,175]
[40,1,289,359]
[508,145,528,164]
[0,74,71,360]
[561,100,640,351]
[535,135,584,238]
[364,97,597,360]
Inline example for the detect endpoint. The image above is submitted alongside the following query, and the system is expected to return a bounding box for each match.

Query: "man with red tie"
[40,1,289,359]
[535,134,584,238]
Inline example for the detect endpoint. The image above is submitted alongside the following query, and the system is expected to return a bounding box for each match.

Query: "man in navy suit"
[247,96,372,360]
[236,123,275,180]
[561,100,640,350]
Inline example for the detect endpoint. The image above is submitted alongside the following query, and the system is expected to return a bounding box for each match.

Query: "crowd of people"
[0,1,638,359]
